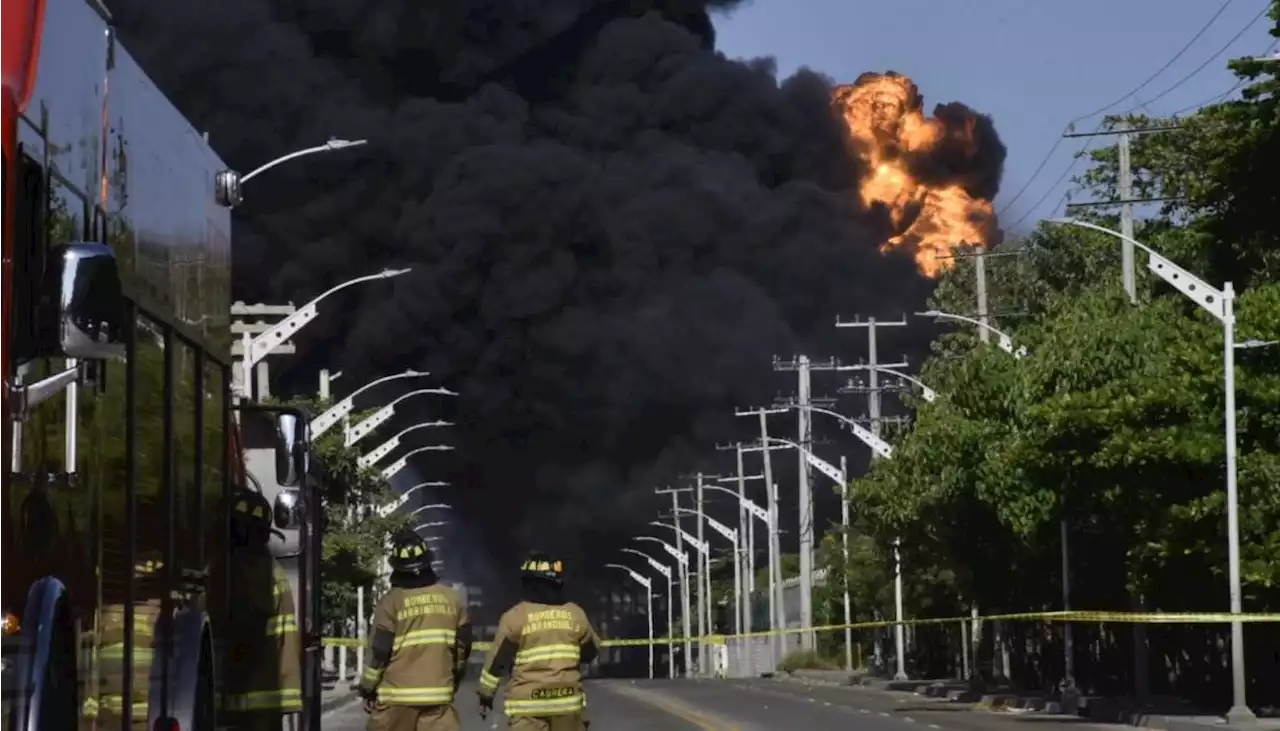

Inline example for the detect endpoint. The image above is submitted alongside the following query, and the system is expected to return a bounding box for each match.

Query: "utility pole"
[1062,122,1184,305]
[975,246,990,343]
[835,315,909,680]
[678,471,723,658]
[717,443,766,633]
[656,486,698,674]
[735,407,789,661]
[230,301,298,400]
[1117,122,1135,304]
[772,356,838,651]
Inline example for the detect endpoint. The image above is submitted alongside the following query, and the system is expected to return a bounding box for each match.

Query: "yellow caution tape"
[320,609,1280,651]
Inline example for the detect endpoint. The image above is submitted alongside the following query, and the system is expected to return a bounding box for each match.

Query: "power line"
[1169,39,1280,115]
[1004,138,1098,231]
[997,1,1239,218]
[1125,3,1272,112]
[998,1,1242,220]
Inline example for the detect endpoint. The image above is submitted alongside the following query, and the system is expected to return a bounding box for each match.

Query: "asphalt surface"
[321,680,712,730]
[324,676,1178,731]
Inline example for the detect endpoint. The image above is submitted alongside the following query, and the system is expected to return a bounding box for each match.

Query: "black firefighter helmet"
[390,533,434,575]
[229,488,273,545]
[520,551,565,586]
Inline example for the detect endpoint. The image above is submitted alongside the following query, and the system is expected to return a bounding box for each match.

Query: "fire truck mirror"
[43,242,126,360]
[274,411,308,487]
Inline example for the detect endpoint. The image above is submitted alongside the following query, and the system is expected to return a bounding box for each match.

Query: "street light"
[358,422,455,469]
[650,519,710,674]
[238,268,411,399]
[706,481,772,634]
[413,521,447,533]
[311,370,432,439]
[408,503,452,519]
[346,387,460,447]
[620,548,675,678]
[381,446,454,481]
[1048,216,1257,725]
[917,309,1028,358]
[672,507,741,639]
[215,138,369,207]
[375,481,451,518]
[605,564,655,679]
[837,363,939,403]
[634,536,692,676]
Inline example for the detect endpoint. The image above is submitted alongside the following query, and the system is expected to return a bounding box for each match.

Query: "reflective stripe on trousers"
[376,685,455,705]
[226,688,304,712]
[505,695,586,716]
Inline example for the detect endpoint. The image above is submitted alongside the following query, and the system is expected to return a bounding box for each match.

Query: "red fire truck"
[3,0,322,729]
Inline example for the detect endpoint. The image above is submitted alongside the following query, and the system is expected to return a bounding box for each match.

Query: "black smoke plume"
[107,0,1004,593]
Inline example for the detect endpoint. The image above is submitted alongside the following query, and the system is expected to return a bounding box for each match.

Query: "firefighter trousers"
[508,713,587,731]
[227,710,285,731]
[367,703,461,731]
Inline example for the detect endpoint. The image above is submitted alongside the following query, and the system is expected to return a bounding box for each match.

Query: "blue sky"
[711,0,1276,233]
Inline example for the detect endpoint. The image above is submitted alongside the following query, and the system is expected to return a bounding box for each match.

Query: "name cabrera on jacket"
[521,609,580,635]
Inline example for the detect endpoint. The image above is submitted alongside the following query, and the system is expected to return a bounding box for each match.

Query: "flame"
[833,73,997,278]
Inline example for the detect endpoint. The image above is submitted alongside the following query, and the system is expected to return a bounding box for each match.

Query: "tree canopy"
[828,5,1280,699]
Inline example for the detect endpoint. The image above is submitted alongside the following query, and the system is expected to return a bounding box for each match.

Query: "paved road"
[322,680,711,730]
[563,678,1124,731]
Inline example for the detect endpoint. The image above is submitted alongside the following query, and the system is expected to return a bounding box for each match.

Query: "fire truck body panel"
[1,1,281,730]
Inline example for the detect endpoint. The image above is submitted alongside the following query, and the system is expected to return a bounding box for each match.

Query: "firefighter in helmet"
[213,487,303,730]
[477,551,601,731]
[359,532,473,731]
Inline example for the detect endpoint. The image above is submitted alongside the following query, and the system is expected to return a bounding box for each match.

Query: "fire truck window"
[201,359,227,565]
[10,152,45,361]
[175,341,199,569]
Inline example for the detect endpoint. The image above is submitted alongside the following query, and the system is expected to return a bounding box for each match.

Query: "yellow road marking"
[601,683,740,731]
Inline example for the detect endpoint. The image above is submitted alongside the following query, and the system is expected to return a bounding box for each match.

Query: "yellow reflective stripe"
[266,614,297,636]
[227,688,303,711]
[98,643,155,661]
[479,671,500,691]
[361,666,384,684]
[392,628,457,651]
[96,695,150,719]
[514,644,580,664]
[505,695,586,715]
[377,686,455,704]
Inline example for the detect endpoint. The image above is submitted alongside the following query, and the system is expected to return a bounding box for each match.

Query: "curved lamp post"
[408,503,452,520]
[215,138,369,207]
[650,520,710,674]
[672,506,741,638]
[381,446,454,481]
[239,268,411,398]
[838,363,939,403]
[358,422,454,469]
[346,387,460,447]
[620,548,675,678]
[634,536,692,676]
[413,520,447,533]
[311,370,432,439]
[1048,216,1257,724]
[375,481,450,518]
[917,309,1028,358]
[703,483,771,636]
[605,563,655,679]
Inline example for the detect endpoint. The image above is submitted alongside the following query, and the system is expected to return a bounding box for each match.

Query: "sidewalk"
[321,671,360,713]
[777,669,1280,731]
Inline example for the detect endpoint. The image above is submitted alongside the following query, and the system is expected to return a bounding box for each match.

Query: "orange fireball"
[833,72,999,277]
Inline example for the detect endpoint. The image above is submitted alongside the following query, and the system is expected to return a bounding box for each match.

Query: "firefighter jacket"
[359,575,473,706]
[210,547,303,714]
[477,601,601,717]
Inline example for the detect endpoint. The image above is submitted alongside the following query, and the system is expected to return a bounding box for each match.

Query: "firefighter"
[215,487,303,731]
[359,532,473,731]
[477,552,601,731]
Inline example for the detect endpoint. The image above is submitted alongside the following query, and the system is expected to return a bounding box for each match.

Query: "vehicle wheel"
[36,598,77,731]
